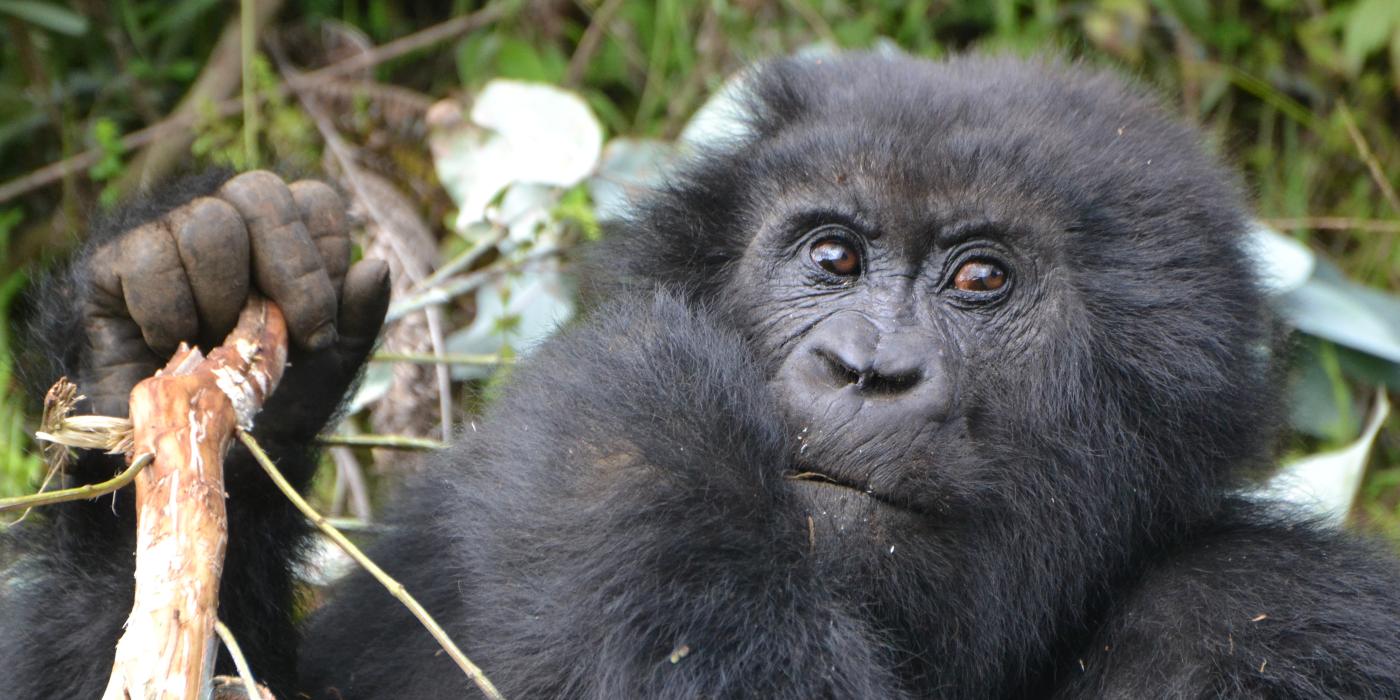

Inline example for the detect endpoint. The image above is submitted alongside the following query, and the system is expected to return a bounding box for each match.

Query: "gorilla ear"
[678,60,804,149]
[691,56,817,141]
[744,57,818,138]
[679,55,831,150]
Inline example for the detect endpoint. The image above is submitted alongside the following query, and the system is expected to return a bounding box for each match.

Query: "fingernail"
[307,323,338,350]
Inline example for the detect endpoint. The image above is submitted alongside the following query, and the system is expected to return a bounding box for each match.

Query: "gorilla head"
[590,53,1283,689]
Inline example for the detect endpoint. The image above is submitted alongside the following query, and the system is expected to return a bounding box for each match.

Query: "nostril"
[859,370,921,395]
[813,349,921,395]
[815,349,864,387]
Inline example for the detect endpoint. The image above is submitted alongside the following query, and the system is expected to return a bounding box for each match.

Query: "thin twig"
[0,453,152,514]
[289,3,509,87]
[412,223,508,295]
[779,0,838,45]
[424,307,455,442]
[240,0,259,168]
[328,446,372,521]
[317,434,447,451]
[565,0,627,87]
[386,249,564,322]
[237,430,501,699]
[371,351,511,366]
[1262,217,1400,233]
[214,620,266,700]
[1336,101,1400,215]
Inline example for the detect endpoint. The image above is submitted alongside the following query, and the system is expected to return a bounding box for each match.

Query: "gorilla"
[4,53,1400,699]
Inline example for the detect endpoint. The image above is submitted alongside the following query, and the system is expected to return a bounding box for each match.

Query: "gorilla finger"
[81,312,160,417]
[290,180,351,295]
[218,171,339,350]
[84,240,127,317]
[337,259,391,355]
[172,197,250,345]
[117,221,199,355]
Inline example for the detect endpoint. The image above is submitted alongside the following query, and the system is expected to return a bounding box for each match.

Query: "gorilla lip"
[787,466,907,511]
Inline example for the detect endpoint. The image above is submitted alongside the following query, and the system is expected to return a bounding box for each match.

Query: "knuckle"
[290,179,341,209]
[219,171,298,225]
[227,169,287,191]
[179,198,248,251]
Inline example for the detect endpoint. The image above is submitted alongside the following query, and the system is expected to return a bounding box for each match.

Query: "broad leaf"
[1262,392,1391,527]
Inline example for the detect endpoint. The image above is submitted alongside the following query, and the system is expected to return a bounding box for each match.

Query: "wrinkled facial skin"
[726,124,1081,527]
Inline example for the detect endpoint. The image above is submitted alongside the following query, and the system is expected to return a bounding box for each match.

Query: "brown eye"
[809,239,861,276]
[953,260,1007,292]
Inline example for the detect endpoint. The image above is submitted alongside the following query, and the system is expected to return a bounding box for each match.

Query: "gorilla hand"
[79,171,390,425]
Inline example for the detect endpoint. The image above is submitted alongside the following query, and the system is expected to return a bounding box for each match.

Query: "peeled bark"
[103,298,287,700]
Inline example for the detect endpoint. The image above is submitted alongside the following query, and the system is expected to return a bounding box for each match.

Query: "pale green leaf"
[1263,392,1391,527]
[0,0,88,35]
[1342,0,1400,74]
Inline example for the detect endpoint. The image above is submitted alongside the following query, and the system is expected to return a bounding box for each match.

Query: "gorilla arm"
[0,172,389,699]
[1058,500,1400,699]
[297,290,909,700]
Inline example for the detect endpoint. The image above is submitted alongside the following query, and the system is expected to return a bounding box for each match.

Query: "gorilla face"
[686,54,1274,559]
[724,108,1081,540]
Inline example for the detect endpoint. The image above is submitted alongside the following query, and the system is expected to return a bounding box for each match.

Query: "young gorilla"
[4,53,1400,699]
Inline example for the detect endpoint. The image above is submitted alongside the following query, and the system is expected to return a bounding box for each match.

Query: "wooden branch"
[103,298,288,700]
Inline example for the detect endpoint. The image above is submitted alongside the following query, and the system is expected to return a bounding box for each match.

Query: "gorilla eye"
[952,260,1007,293]
[809,238,862,277]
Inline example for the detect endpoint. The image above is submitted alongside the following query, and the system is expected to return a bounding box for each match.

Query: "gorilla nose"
[816,346,923,396]
[780,313,951,418]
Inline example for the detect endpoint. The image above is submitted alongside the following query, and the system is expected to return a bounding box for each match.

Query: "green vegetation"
[0,1,1396,533]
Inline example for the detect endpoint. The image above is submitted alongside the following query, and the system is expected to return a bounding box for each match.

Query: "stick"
[1262,217,1400,233]
[1336,101,1400,216]
[316,434,447,451]
[214,621,270,700]
[103,298,288,700]
[237,430,504,700]
[370,351,510,366]
[0,453,150,514]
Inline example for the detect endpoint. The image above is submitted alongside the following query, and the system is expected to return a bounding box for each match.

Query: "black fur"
[3,170,363,698]
[7,53,1400,699]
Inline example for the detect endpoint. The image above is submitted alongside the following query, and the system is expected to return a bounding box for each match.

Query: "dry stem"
[237,429,503,700]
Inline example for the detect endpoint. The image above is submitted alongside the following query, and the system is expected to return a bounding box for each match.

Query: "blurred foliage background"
[0,0,1398,538]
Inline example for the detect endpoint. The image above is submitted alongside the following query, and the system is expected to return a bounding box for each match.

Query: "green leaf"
[1342,0,1400,74]
[495,38,567,84]
[1266,392,1390,527]
[1281,260,1400,364]
[0,0,88,35]
[1290,340,1359,442]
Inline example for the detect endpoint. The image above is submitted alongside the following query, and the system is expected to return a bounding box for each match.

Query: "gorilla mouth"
[787,465,906,511]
